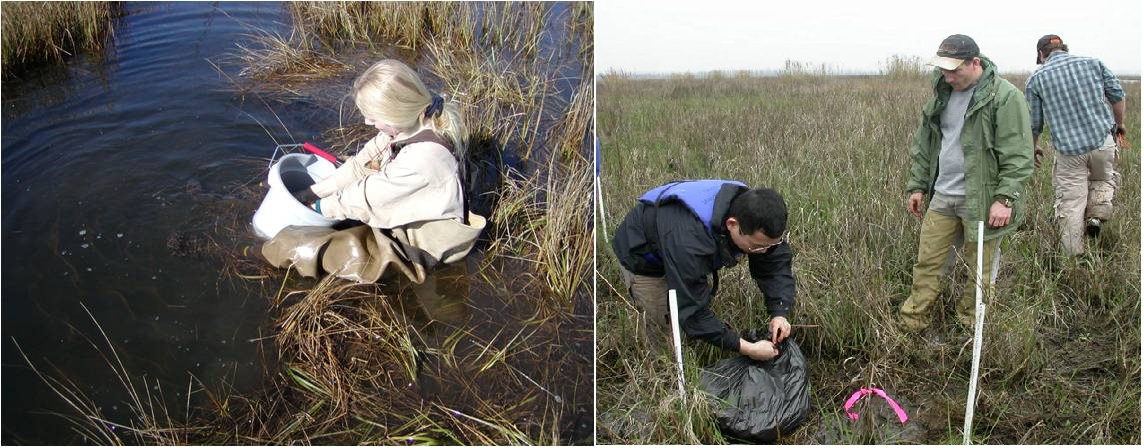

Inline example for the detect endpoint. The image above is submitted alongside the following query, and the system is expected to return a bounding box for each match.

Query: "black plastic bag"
[699,329,809,442]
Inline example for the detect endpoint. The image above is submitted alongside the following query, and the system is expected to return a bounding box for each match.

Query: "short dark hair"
[728,188,787,238]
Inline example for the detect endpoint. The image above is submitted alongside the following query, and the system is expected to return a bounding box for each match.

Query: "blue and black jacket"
[610,180,796,352]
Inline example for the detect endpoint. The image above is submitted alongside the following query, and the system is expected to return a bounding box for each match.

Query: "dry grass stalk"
[232,27,351,82]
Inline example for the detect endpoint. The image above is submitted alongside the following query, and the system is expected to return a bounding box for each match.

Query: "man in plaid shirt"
[1025,34,1127,255]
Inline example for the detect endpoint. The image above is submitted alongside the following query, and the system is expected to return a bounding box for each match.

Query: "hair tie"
[424,95,444,119]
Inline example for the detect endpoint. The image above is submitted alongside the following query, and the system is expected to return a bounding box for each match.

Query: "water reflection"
[408,262,472,327]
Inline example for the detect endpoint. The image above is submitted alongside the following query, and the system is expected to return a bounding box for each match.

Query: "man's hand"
[989,201,1012,228]
[1034,146,1045,168]
[908,192,925,219]
[740,339,779,361]
[769,316,791,344]
[1114,125,1130,150]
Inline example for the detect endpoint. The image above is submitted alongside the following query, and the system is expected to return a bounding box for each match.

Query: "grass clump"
[596,71,1139,444]
[0,1,121,80]
[289,2,549,57]
[880,54,927,80]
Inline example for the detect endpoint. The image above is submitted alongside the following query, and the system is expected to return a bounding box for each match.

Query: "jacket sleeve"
[906,103,936,193]
[318,151,432,223]
[658,207,741,352]
[310,133,393,198]
[748,242,795,319]
[992,87,1035,202]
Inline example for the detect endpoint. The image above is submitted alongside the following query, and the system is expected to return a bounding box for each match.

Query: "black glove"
[293,187,319,205]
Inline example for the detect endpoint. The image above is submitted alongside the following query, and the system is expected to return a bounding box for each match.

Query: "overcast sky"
[596,0,1142,75]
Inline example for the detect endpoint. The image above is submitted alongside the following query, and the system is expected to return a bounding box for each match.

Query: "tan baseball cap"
[929,34,980,70]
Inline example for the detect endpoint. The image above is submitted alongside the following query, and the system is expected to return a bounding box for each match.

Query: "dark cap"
[930,34,980,70]
[1036,34,1064,64]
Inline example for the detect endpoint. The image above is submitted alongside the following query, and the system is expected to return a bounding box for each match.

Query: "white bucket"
[252,153,339,239]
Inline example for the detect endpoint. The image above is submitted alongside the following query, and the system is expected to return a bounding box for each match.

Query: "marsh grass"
[880,54,928,80]
[206,273,568,445]
[596,72,1140,444]
[289,2,550,59]
[484,154,593,312]
[232,27,351,82]
[0,1,120,80]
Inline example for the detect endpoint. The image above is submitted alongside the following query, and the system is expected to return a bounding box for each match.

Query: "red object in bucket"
[303,142,339,165]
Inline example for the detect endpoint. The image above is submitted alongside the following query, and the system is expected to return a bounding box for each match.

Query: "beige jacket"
[304,132,485,271]
[311,132,464,228]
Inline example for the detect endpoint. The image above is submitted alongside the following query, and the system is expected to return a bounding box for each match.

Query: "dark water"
[2,3,301,443]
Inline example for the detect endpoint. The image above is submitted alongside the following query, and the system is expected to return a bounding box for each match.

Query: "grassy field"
[16,2,594,445]
[596,71,1140,444]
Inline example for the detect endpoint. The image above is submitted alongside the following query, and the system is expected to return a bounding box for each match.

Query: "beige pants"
[622,268,671,352]
[899,194,1002,331]
[1053,136,1119,255]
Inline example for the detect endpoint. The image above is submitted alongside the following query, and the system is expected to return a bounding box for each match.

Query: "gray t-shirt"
[934,84,977,196]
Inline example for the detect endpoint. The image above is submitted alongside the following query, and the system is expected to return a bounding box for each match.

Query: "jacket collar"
[928,55,999,113]
[712,184,748,266]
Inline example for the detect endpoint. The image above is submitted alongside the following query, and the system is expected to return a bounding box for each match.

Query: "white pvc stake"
[595,180,610,243]
[964,221,986,444]
[668,289,686,402]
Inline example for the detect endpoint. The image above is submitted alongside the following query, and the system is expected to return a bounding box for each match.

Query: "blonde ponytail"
[424,98,468,160]
[352,59,468,159]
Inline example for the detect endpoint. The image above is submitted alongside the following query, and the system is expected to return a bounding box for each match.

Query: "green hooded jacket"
[906,56,1034,242]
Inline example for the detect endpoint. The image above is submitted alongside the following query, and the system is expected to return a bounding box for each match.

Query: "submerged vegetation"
[596,72,1139,444]
[16,1,593,445]
[0,1,121,80]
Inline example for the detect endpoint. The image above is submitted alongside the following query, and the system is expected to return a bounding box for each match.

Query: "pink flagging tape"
[843,387,909,424]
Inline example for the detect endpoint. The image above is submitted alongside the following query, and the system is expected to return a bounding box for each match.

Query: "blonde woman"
[271,59,485,282]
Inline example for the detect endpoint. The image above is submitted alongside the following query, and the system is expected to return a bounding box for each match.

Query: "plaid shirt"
[1025,51,1125,155]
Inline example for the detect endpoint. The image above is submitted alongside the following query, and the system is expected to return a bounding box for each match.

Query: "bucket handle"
[268,142,340,170]
[302,142,339,165]
[268,143,304,170]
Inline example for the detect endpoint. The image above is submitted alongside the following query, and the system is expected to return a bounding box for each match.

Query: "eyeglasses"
[745,231,787,253]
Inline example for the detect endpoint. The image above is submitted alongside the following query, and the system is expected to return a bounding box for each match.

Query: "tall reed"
[1,1,120,79]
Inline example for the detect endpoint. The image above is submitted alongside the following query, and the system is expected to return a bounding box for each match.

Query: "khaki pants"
[1053,136,1119,255]
[622,268,671,352]
[899,194,1002,331]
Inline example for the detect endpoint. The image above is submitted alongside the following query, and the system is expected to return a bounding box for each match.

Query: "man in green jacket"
[899,34,1034,331]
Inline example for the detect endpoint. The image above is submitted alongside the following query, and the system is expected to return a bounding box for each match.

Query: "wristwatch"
[995,196,1013,208]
